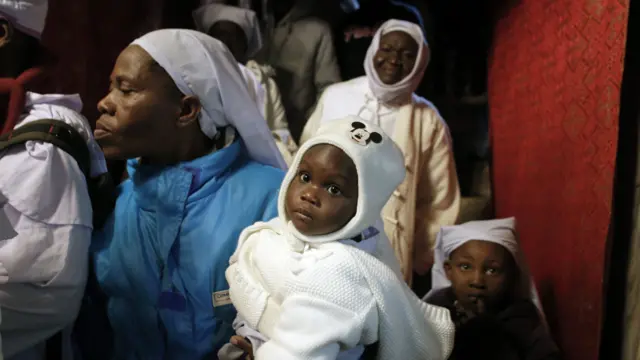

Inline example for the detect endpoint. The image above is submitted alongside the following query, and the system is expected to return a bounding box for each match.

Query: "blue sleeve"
[261,189,280,222]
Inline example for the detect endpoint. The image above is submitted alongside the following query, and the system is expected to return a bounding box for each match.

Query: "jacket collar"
[126,138,245,207]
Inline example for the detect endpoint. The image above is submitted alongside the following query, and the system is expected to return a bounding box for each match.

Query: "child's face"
[444,240,517,312]
[285,144,358,236]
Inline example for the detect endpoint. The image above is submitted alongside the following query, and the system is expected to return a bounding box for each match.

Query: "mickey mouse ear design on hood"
[278,116,406,244]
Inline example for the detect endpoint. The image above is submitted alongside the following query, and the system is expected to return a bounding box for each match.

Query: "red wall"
[38,0,164,123]
[488,0,629,359]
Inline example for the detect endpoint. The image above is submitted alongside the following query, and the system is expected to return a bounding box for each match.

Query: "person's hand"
[453,298,485,326]
[231,336,254,360]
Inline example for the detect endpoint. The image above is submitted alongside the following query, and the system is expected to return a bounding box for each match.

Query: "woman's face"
[373,30,419,85]
[208,21,248,63]
[95,45,187,162]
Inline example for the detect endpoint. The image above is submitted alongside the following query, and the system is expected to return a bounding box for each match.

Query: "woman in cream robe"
[193,3,297,164]
[300,19,460,285]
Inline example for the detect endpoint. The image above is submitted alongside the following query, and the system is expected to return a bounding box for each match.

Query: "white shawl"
[363,19,429,104]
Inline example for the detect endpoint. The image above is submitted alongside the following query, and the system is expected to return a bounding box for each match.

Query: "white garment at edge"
[226,117,454,359]
[0,93,108,360]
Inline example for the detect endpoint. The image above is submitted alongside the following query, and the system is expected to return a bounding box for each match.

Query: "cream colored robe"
[300,78,461,285]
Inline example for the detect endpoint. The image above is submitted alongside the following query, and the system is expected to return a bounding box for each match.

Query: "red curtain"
[488,1,629,359]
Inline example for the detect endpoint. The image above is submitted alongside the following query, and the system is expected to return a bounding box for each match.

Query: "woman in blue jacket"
[80,29,287,359]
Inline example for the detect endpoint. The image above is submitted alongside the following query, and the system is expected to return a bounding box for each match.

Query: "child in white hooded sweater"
[222,116,454,360]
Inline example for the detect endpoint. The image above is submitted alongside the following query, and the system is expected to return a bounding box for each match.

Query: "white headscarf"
[426,217,545,314]
[0,0,48,39]
[132,29,286,170]
[364,19,429,104]
[192,4,263,58]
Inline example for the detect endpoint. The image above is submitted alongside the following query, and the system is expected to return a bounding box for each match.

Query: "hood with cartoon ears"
[278,116,406,244]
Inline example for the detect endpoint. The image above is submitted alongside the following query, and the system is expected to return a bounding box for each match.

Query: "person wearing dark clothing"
[428,288,560,360]
[424,218,561,360]
[256,0,341,142]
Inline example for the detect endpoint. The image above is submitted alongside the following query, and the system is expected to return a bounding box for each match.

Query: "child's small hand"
[474,298,486,316]
[454,298,486,325]
[231,336,254,360]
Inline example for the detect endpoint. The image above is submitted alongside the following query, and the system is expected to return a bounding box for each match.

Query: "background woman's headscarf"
[192,4,263,59]
[132,29,286,170]
[364,19,430,104]
[0,0,48,39]
[425,217,545,315]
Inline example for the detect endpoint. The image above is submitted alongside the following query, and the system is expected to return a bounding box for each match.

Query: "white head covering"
[0,0,48,39]
[426,217,545,314]
[364,19,429,104]
[131,29,286,170]
[193,4,263,58]
[278,116,405,243]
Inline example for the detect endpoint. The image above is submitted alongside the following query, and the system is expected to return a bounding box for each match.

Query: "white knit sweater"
[226,218,455,360]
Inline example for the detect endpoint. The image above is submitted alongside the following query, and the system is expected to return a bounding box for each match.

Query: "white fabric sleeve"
[0,211,90,357]
[0,145,91,357]
[256,294,377,360]
[233,314,269,349]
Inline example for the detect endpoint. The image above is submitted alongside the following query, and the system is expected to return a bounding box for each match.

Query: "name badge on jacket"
[213,290,232,307]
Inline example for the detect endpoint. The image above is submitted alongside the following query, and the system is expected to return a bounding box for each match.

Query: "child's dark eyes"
[326,185,342,196]
[485,267,501,275]
[458,263,471,271]
[299,172,310,183]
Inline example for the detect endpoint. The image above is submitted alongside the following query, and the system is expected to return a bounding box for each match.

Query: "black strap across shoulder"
[0,119,91,178]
